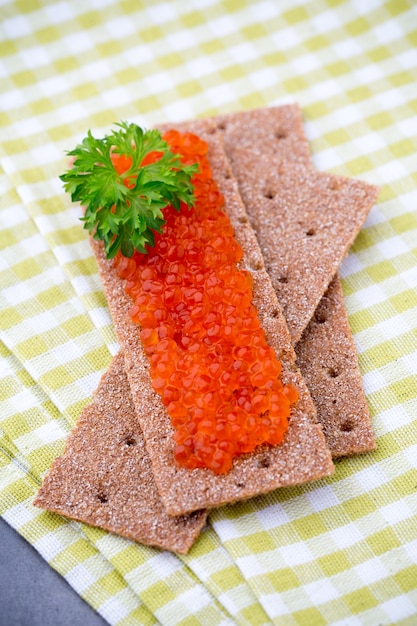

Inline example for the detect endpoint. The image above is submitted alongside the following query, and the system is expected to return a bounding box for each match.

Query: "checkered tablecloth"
[1,1,417,624]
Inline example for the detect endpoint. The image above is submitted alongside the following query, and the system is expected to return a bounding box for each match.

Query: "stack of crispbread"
[35,105,379,554]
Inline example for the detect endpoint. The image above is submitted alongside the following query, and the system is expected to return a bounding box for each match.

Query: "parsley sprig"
[60,122,198,258]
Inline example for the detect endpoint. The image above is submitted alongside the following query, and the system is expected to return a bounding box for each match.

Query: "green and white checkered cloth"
[1,0,417,624]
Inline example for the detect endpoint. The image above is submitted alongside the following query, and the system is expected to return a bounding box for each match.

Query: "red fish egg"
[284,384,299,403]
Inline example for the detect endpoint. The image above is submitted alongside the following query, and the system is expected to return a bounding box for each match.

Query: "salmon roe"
[113,130,299,474]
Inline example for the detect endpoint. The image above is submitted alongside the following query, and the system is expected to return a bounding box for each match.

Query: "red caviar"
[113,130,298,474]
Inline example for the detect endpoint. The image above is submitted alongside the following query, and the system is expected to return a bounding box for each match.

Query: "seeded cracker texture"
[213,105,377,456]
[215,104,312,167]
[215,105,379,343]
[295,276,376,455]
[34,353,207,553]
[230,153,379,346]
[91,120,334,516]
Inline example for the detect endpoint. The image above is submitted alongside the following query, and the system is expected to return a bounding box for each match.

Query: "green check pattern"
[1,0,417,624]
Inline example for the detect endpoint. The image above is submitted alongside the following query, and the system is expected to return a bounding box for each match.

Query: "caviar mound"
[113,130,299,474]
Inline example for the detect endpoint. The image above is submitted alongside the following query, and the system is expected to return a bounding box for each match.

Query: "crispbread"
[34,353,207,553]
[216,103,311,167]
[91,122,334,516]
[227,151,379,344]
[212,105,377,456]
[294,275,376,457]
[215,105,378,342]
[294,276,376,456]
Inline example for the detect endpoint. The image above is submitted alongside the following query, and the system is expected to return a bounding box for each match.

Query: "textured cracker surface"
[215,104,311,166]
[212,105,376,456]
[295,277,376,456]
[34,353,207,553]
[230,152,379,344]
[215,105,379,343]
[92,122,334,516]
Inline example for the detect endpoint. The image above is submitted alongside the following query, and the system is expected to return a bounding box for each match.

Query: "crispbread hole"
[275,129,287,140]
[341,420,355,433]
[327,367,340,379]
[263,187,276,200]
[124,434,137,446]
[97,491,108,504]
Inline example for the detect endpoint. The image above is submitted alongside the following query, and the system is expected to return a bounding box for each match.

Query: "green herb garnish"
[60,122,198,258]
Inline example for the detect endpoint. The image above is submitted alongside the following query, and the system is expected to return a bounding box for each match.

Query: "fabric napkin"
[1,1,417,624]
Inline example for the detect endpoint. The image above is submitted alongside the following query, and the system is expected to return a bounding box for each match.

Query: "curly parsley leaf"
[60,122,198,258]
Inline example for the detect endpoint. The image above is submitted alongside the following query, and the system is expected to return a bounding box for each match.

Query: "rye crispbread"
[294,276,376,456]
[227,150,379,345]
[215,105,377,341]
[216,104,311,168]
[212,105,377,456]
[91,121,334,516]
[34,353,207,553]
